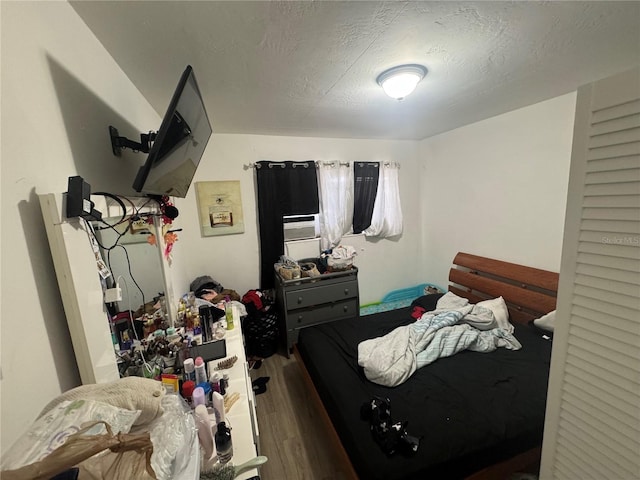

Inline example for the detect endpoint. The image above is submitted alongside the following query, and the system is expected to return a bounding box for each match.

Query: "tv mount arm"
[109,126,157,156]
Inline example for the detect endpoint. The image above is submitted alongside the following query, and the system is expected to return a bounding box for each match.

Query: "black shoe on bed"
[361,397,421,456]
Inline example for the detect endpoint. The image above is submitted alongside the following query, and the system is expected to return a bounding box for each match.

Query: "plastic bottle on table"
[181,380,196,404]
[194,404,216,461]
[210,372,221,393]
[214,421,233,464]
[224,296,234,330]
[211,391,225,424]
[194,356,208,385]
[183,357,196,382]
[192,386,206,409]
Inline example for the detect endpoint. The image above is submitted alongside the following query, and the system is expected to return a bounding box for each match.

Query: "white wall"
[171,134,422,305]
[418,93,576,288]
[0,2,160,449]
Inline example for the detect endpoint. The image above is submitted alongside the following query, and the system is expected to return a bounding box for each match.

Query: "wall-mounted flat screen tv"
[132,65,212,198]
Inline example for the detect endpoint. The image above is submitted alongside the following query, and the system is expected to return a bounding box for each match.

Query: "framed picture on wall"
[195,181,245,237]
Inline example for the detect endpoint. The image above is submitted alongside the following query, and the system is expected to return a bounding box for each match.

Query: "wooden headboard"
[448,252,559,325]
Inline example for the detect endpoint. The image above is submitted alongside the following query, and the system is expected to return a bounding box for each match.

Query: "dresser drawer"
[288,298,358,329]
[285,280,358,310]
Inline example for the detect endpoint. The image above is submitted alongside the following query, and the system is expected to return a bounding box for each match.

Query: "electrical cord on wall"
[107,245,145,308]
[117,275,153,376]
[82,205,150,314]
[86,193,156,253]
[83,215,131,252]
[92,192,129,228]
[82,218,129,295]
[86,218,151,375]
[83,214,145,306]
[91,192,155,230]
[108,246,149,375]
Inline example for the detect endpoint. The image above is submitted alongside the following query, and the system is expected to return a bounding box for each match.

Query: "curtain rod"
[355,162,400,168]
[318,161,350,167]
[244,162,311,169]
[244,161,400,169]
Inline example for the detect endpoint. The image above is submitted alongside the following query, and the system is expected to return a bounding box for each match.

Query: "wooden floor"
[249,352,349,480]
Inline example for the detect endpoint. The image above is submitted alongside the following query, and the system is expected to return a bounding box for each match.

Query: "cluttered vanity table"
[37,189,263,479]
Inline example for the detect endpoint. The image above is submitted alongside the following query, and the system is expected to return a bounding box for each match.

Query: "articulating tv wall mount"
[109,126,157,157]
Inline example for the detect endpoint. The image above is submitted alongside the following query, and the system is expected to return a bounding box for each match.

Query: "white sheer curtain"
[317,162,354,250]
[363,162,403,237]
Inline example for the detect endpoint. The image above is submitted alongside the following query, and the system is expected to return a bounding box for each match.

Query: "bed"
[294,252,558,480]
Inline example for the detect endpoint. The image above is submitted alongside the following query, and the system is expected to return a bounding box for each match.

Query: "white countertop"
[203,322,260,480]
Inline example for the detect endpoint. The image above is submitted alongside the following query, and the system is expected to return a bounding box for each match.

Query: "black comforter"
[296,306,552,480]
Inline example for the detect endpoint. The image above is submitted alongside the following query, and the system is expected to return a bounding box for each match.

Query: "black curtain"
[256,161,319,289]
[353,162,380,233]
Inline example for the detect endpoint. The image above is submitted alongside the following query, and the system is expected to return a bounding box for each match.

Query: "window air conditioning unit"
[283,214,319,241]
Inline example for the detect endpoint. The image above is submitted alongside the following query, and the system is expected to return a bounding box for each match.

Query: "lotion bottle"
[194,404,216,461]
[211,391,225,424]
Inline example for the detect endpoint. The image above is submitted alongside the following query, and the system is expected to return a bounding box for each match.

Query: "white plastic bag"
[1,400,140,471]
[148,395,197,480]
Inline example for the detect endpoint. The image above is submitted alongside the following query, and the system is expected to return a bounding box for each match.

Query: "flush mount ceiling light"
[377,64,427,100]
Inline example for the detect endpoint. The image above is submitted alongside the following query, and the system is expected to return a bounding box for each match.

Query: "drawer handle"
[297,315,303,323]
[344,288,349,295]
[297,296,303,304]
[343,305,349,312]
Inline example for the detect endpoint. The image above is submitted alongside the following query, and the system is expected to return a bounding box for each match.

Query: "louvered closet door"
[540,67,640,480]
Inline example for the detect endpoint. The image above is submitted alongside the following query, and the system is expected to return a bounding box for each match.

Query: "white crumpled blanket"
[358,292,521,387]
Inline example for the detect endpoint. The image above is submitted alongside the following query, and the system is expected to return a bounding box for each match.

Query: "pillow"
[410,293,445,312]
[435,291,472,310]
[533,310,556,332]
[476,296,512,333]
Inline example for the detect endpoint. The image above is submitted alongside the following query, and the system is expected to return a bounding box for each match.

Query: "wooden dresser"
[274,267,359,356]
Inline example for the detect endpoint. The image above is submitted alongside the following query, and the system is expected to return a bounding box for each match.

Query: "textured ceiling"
[71,1,640,140]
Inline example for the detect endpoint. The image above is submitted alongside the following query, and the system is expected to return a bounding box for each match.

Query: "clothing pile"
[358,292,521,387]
[321,245,357,272]
[189,275,240,303]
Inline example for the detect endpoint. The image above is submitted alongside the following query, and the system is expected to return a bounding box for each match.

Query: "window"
[254,160,402,288]
[319,161,402,246]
